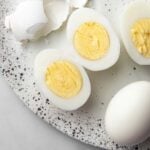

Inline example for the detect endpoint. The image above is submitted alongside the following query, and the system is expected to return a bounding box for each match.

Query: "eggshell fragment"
[67,0,88,8]
[5,0,48,41]
[5,15,12,29]
[42,0,70,36]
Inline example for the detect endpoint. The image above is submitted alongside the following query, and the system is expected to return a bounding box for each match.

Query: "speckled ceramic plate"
[1,0,150,149]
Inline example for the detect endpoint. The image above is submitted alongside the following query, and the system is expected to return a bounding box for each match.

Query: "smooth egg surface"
[105,81,150,145]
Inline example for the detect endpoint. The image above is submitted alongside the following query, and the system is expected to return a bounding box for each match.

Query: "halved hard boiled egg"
[67,8,120,71]
[34,49,91,111]
[120,0,150,65]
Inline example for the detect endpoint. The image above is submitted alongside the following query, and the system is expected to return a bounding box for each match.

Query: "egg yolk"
[45,60,83,99]
[74,22,110,60]
[131,19,150,58]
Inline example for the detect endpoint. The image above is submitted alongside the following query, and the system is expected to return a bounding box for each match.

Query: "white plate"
[0,0,150,149]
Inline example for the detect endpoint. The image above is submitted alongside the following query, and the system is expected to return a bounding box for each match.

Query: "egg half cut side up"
[67,8,120,71]
[34,49,91,111]
[120,0,150,65]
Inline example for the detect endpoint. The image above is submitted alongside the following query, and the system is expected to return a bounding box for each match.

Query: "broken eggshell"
[5,0,48,42]
[42,0,70,36]
[67,0,88,8]
[5,0,87,43]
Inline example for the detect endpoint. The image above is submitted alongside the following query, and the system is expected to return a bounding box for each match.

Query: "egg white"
[105,81,150,145]
[34,49,91,111]
[67,8,120,71]
[120,0,150,65]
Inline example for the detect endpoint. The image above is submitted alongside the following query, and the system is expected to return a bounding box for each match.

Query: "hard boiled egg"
[67,8,120,71]
[105,81,150,145]
[34,49,91,111]
[120,0,150,65]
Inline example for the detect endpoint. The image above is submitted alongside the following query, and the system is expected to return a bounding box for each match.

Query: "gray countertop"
[0,76,101,150]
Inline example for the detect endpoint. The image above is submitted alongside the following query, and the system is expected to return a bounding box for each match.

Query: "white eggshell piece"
[67,0,88,8]
[5,0,48,41]
[43,0,70,36]
[7,13,34,41]
[4,15,12,29]
[105,81,150,145]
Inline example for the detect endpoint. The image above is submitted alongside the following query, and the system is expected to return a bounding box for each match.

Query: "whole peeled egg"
[105,81,150,145]
[67,8,120,71]
[120,0,150,65]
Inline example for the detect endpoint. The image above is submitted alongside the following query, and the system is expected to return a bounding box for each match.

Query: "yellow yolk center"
[131,19,150,58]
[45,60,83,99]
[74,22,110,60]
